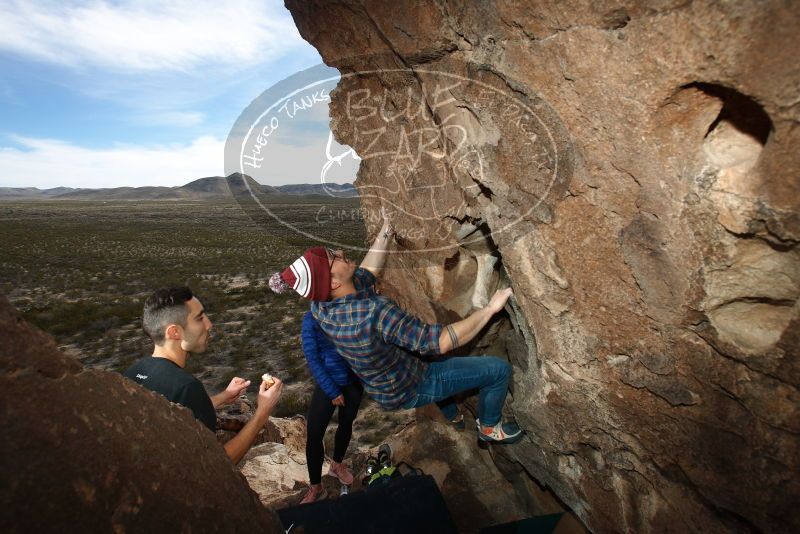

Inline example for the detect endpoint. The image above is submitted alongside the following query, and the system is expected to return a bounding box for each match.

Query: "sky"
[0,0,357,188]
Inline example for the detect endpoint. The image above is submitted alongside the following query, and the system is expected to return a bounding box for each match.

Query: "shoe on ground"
[328,461,354,485]
[377,443,392,467]
[478,421,524,444]
[300,485,328,504]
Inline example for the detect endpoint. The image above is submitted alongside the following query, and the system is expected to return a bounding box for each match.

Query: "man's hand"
[256,376,283,415]
[486,288,513,315]
[380,206,394,237]
[223,376,283,465]
[332,394,345,406]
[361,206,394,276]
[212,377,251,407]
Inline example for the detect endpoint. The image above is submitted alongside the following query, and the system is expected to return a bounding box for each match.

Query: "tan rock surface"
[285,1,800,531]
[239,417,311,509]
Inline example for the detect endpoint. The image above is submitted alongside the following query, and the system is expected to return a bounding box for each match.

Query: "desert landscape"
[0,190,410,447]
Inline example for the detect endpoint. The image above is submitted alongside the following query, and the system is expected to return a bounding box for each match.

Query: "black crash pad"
[277,474,458,533]
[480,513,565,533]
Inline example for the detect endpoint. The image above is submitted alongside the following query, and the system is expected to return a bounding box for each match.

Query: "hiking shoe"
[449,413,465,431]
[377,444,392,468]
[365,455,379,476]
[328,461,354,485]
[478,421,524,444]
[300,485,328,504]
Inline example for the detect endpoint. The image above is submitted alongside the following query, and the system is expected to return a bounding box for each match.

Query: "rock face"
[0,296,281,533]
[285,1,800,532]
[239,417,312,509]
[382,417,532,532]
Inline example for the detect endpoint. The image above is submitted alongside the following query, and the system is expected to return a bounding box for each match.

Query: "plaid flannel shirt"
[311,267,443,410]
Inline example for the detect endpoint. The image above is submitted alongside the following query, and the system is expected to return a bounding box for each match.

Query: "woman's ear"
[330,278,342,291]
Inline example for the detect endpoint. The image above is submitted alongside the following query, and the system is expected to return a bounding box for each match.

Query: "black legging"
[306,381,364,484]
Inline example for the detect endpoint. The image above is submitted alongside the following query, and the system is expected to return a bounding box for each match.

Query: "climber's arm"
[360,208,394,277]
[438,288,513,353]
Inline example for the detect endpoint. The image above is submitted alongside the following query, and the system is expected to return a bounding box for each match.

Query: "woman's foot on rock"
[328,461,354,485]
[300,484,328,504]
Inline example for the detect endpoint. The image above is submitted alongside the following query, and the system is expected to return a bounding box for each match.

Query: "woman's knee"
[306,411,330,440]
[307,424,327,444]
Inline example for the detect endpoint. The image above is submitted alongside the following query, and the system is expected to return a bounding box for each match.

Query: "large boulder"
[239,417,311,509]
[0,296,281,533]
[284,1,800,532]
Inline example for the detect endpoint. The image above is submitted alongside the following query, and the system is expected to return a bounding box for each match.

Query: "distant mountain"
[0,174,357,200]
[42,187,83,197]
[277,183,357,196]
[222,173,281,198]
[55,186,175,200]
[0,186,82,199]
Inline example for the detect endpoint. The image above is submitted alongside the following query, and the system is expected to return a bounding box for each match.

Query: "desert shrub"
[361,410,383,430]
[22,298,140,341]
[1,199,365,399]
[358,429,382,447]
[286,364,308,382]
[273,390,311,418]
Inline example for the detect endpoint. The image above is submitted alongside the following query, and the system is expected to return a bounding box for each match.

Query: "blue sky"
[0,0,355,188]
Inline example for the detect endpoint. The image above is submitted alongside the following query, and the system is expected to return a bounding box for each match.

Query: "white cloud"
[0,129,359,189]
[0,133,359,189]
[0,135,224,188]
[0,0,306,72]
[129,110,206,128]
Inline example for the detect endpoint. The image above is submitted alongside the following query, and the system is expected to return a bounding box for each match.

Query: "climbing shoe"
[477,421,524,447]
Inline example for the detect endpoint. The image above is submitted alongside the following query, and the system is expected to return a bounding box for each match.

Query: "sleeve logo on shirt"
[135,374,148,380]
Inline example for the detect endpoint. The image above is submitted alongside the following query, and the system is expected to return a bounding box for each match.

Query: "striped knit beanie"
[269,246,331,301]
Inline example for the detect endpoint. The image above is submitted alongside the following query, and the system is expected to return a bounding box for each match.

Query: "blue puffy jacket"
[301,311,355,400]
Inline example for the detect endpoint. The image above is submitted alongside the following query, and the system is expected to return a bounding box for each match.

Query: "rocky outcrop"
[285,1,800,532]
[239,417,311,509]
[240,409,539,532]
[0,296,281,533]
[381,416,533,532]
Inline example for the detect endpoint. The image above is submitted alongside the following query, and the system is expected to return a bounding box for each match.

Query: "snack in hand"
[262,373,276,388]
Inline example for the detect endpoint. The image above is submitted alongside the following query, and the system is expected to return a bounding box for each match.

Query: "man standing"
[124,287,283,463]
[270,213,523,445]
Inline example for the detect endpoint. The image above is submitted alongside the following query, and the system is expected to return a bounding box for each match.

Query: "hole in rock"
[441,219,503,315]
[689,83,772,170]
[442,217,537,372]
[685,84,794,353]
[603,8,630,29]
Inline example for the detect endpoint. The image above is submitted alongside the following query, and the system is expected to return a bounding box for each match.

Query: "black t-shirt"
[123,357,216,432]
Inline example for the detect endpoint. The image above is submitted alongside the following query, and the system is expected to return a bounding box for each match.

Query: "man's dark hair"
[142,287,194,345]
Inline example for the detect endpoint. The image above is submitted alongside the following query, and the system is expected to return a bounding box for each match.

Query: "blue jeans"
[402,356,512,427]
